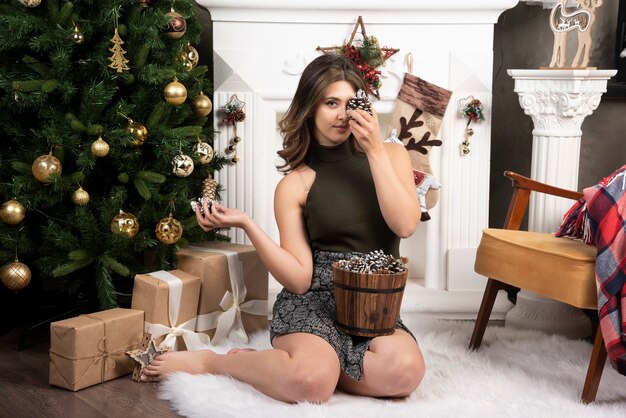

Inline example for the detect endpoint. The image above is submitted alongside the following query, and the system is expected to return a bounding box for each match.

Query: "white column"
[506,69,615,338]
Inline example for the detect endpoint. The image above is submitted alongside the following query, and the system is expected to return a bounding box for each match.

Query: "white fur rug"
[159,318,626,418]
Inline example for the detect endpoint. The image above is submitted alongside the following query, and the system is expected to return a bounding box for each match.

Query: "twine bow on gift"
[143,270,210,351]
[191,247,267,345]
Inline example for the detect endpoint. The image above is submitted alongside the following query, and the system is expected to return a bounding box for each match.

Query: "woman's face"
[312,80,356,146]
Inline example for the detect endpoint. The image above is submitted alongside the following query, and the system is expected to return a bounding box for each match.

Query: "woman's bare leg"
[337,330,425,397]
[142,333,341,403]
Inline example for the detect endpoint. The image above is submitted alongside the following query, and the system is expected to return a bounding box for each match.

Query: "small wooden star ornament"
[317,16,399,99]
[126,332,169,382]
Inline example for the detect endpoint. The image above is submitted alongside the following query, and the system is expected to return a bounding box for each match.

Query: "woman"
[142,54,425,403]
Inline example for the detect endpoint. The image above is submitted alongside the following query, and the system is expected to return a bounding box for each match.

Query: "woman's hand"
[346,106,384,155]
[195,200,250,232]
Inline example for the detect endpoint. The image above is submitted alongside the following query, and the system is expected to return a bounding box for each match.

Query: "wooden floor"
[0,327,180,418]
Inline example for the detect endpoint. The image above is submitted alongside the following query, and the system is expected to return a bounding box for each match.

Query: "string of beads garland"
[221,95,246,164]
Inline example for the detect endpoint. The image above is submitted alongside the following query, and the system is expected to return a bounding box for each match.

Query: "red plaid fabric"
[584,165,626,375]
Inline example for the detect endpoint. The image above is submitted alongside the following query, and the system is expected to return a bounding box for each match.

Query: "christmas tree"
[0,0,226,312]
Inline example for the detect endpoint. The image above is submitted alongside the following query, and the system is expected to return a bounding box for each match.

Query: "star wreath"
[317,16,399,99]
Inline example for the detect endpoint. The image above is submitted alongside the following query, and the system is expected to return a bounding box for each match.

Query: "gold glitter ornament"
[191,93,212,117]
[193,140,214,164]
[111,210,139,238]
[128,119,148,146]
[155,213,183,244]
[0,259,31,292]
[32,153,62,183]
[71,186,90,206]
[0,200,25,225]
[91,136,110,157]
[171,153,194,177]
[164,79,187,105]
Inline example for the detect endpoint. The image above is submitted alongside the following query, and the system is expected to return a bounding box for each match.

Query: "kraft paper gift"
[177,242,268,344]
[49,308,144,391]
[131,269,208,351]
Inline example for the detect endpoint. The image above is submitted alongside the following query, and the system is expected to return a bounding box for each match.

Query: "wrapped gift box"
[177,242,268,344]
[49,308,144,391]
[131,269,206,351]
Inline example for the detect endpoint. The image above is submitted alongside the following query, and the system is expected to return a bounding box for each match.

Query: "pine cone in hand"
[347,89,372,116]
[191,175,218,214]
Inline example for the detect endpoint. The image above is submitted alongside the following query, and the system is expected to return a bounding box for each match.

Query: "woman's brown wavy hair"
[276,54,367,174]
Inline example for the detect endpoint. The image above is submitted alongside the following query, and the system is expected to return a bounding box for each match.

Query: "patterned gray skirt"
[270,250,415,380]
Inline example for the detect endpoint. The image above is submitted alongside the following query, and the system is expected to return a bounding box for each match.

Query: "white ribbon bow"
[143,270,210,351]
[190,247,267,344]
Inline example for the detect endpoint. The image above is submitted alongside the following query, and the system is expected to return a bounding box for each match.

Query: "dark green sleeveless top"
[304,138,400,258]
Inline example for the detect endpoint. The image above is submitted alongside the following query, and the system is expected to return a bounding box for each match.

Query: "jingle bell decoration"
[164,9,187,39]
[155,213,183,244]
[164,78,187,105]
[91,136,110,157]
[128,119,148,146]
[193,140,214,164]
[171,152,194,177]
[0,200,25,225]
[72,186,90,206]
[71,24,85,45]
[111,210,139,238]
[1,258,31,292]
[19,0,41,7]
[32,153,62,183]
[191,92,212,117]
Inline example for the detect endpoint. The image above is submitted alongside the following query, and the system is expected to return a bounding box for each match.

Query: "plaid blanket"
[584,165,626,375]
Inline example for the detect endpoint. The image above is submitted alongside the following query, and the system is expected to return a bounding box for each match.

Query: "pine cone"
[201,176,218,201]
[347,89,372,115]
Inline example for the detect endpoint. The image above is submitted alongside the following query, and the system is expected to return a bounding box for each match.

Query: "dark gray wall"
[490,0,626,226]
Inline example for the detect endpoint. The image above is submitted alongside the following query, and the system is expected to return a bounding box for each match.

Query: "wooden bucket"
[332,262,407,338]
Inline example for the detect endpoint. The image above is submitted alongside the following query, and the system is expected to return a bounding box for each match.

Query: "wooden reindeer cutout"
[547,0,602,69]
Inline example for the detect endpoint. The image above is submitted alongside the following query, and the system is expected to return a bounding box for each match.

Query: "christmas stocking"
[385,73,452,221]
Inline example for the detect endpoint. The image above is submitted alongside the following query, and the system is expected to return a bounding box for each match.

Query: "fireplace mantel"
[197,0,518,295]
[200,0,515,24]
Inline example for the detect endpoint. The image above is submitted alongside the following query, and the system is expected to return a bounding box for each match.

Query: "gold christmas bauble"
[91,136,110,157]
[111,210,139,238]
[71,26,85,44]
[231,155,240,164]
[1,260,31,292]
[164,79,187,105]
[0,200,26,225]
[19,0,41,7]
[193,141,214,164]
[191,93,212,117]
[171,153,194,177]
[177,44,199,71]
[72,186,90,206]
[32,153,62,183]
[128,119,148,146]
[155,214,183,245]
[164,10,187,39]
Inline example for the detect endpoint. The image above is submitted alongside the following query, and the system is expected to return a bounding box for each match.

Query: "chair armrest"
[502,171,583,230]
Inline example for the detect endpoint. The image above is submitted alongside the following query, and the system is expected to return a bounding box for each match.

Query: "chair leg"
[581,326,607,404]
[469,278,505,351]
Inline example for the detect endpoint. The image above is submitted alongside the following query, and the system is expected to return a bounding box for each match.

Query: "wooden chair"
[469,171,607,403]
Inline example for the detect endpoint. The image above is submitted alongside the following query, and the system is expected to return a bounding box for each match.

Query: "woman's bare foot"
[141,349,218,382]
[227,348,257,355]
